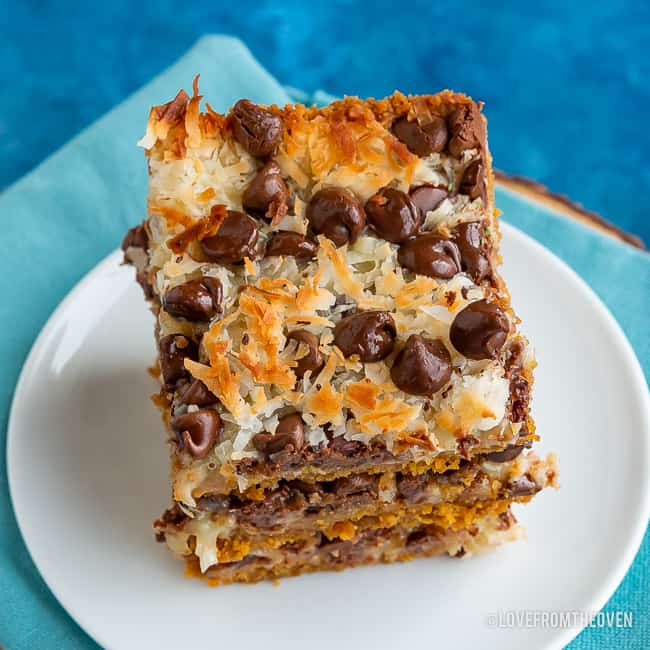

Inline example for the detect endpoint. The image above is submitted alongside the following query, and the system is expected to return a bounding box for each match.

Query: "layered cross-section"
[123,79,557,585]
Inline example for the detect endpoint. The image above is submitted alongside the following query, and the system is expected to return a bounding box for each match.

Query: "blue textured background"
[2,0,649,244]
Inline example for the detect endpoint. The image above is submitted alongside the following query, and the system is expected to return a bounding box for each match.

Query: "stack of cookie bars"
[122,79,557,585]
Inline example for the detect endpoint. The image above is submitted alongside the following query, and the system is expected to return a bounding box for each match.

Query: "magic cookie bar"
[123,79,557,583]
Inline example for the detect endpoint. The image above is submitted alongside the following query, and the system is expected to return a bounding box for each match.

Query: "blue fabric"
[0,36,647,649]
[3,0,650,246]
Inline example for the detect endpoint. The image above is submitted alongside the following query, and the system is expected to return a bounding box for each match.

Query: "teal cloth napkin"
[0,36,647,649]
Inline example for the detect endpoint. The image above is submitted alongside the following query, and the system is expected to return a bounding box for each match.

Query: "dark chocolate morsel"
[200,210,259,263]
[333,311,396,362]
[158,334,197,389]
[177,379,219,407]
[365,187,421,243]
[230,99,283,158]
[274,414,305,449]
[459,160,486,202]
[449,299,510,360]
[452,221,491,283]
[171,409,222,458]
[409,185,449,217]
[121,222,153,297]
[162,277,223,322]
[306,187,365,246]
[242,161,289,217]
[251,432,273,454]
[482,445,524,463]
[285,329,324,379]
[253,413,305,456]
[329,435,368,457]
[398,233,461,279]
[121,223,148,252]
[447,103,483,158]
[509,375,530,423]
[392,116,448,157]
[265,231,317,259]
[390,334,452,396]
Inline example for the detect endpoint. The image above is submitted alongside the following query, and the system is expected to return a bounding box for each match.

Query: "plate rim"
[7,222,650,650]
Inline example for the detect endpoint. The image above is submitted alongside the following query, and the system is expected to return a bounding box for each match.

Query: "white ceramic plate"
[8,223,650,650]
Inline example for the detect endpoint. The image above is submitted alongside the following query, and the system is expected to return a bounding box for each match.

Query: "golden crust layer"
[183,507,522,586]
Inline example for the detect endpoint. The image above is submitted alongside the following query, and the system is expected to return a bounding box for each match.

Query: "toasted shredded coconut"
[138,83,535,507]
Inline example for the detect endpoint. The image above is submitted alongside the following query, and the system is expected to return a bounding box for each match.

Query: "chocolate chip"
[390,334,452,396]
[306,187,366,246]
[121,223,148,252]
[333,311,396,362]
[447,103,483,158]
[242,161,289,217]
[195,494,231,513]
[452,221,491,283]
[171,409,222,458]
[482,445,524,463]
[275,413,305,445]
[397,472,429,502]
[398,234,461,279]
[265,231,317,259]
[392,115,448,157]
[230,99,283,158]
[365,187,421,243]
[329,436,367,457]
[506,475,538,497]
[162,277,223,322]
[286,330,324,379]
[235,487,302,528]
[177,379,218,407]
[251,432,273,454]
[409,185,448,217]
[158,334,197,389]
[509,375,530,423]
[459,160,486,202]
[121,223,152,297]
[253,413,305,456]
[200,210,259,263]
[330,474,378,497]
[449,299,509,360]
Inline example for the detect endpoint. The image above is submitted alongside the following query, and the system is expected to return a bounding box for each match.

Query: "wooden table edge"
[494,171,645,251]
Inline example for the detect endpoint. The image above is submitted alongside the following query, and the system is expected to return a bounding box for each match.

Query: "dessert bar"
[123,79,557,583]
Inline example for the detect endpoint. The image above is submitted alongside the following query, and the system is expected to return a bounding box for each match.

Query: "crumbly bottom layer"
[179,450,555,535]
[160,496,519,564]
[183,508,522,586]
